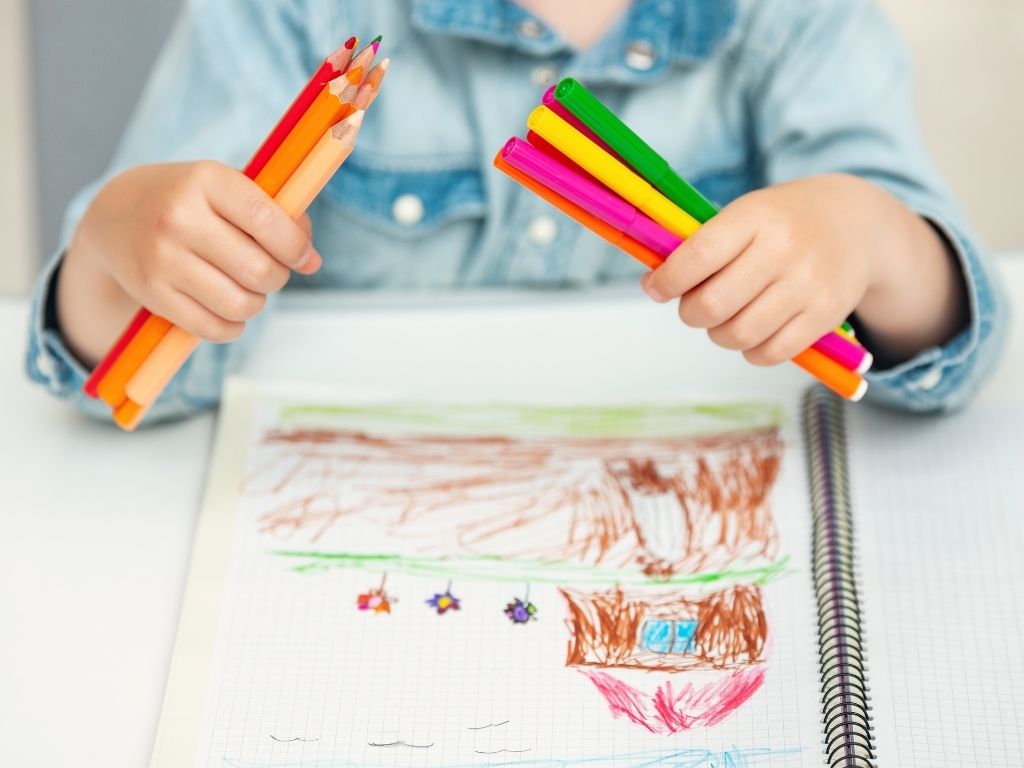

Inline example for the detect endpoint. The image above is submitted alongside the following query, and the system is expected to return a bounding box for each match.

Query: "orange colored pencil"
[275,111,365,215]
[96,314,172,408]
[253,39,379,198]
[125,325,200,407]
[494,153,664,270]
[793,348,867,402]
[112,398,146,431]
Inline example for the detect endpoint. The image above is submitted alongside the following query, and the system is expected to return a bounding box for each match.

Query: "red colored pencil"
[245,38,358,179]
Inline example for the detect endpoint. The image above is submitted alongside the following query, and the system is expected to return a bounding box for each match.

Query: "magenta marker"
[813,332,873,374]
[502,137,682,256]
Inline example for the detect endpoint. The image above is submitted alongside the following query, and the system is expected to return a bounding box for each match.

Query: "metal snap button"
[625,40,656,71]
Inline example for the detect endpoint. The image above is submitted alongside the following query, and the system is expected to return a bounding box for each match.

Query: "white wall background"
[0,0,38,295]
[1,0,1022,296]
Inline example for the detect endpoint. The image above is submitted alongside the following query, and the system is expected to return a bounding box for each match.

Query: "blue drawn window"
[640,619,699,654]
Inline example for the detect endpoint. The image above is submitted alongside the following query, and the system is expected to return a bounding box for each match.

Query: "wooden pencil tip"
[344,35,358,49]
[372,34,383,44]
[346,66,365,84]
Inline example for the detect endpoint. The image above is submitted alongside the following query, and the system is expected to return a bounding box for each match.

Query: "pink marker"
[502,137,682,256]
[813,332,873,374]
[542,86,622,161]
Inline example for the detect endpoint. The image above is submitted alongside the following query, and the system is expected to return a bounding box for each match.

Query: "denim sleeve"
[24,0,314,424]
[745,0,1008,412]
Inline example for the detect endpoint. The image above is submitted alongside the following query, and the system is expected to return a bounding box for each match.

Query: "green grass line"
[269,551,793,588]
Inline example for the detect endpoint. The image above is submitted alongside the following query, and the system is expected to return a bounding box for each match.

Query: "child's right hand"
[59,161,319,364]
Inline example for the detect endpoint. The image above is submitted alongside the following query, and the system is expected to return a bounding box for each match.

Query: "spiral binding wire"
[803,387,876,768]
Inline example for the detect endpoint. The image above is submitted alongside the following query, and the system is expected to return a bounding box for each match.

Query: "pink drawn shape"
[581,666,767,734]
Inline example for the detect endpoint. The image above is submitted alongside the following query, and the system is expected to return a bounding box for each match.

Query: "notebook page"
[150,381,826,768]
[849,406,1024,767]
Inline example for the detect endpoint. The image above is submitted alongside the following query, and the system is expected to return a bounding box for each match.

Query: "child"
[26,0,1005,421]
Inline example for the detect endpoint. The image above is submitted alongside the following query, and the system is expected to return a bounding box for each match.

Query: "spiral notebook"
[148,380,1023,768]
[803,388,1024,768]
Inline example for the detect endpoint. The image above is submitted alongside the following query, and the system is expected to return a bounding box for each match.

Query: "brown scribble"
[560,585,767,671]
[244,426,782,577]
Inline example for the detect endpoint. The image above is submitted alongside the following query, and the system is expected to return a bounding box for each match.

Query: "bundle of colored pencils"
[84,36,388,430]
[495,78,873,402]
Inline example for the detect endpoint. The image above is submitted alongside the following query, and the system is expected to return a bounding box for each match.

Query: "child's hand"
[61,161,318,360]
[640,173,967,365]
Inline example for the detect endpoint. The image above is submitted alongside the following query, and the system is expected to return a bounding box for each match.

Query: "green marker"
[553,77,719,224]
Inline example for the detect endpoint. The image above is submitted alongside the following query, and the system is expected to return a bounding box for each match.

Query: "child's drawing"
[239,402,790,746]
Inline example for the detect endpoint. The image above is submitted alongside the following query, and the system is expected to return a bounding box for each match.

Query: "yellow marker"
[527,105,701,240]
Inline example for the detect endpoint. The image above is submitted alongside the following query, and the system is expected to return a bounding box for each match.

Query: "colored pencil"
[82,309,149,398]
[118,110,368,429]
[274,111,365,215]
[253,66,366,197]
[494,153,663,270]
[245,38,358,180]
[85,41,372,405]
[95,315,171,408]
[553,77,719,223]
[527,105,702,241]
[793,348,868,402]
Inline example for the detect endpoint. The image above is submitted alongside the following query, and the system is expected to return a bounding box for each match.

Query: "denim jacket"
[26,0,1007,421]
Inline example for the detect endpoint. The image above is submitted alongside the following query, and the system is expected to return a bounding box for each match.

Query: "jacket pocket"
[304,152,489,288]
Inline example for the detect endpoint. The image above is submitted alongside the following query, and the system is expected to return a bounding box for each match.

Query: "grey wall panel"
[30,0,182,260]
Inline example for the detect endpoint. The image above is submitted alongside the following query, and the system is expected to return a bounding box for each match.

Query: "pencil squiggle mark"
[475,748,533,754]
[581,666,767,734]
[467,720,509,730]
[268,735,318,742]
[367,740,434,748]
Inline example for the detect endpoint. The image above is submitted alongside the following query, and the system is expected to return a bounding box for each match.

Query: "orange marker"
[96,315,172,408]
[793,348,868,402]
[494,153,663,271]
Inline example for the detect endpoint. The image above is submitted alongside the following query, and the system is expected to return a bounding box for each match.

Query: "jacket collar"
[411,0,739,84]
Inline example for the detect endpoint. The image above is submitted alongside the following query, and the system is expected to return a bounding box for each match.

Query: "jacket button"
[531,63,558,89]
[625,40,656,71]
[516,19,543,39]
[391,194,425,226]
[915,368,943,391]
[526,215,559,246]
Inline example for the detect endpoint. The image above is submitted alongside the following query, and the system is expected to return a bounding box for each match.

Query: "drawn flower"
[357,574,394,614]
[426,581,460,614]
[504,588,537,624]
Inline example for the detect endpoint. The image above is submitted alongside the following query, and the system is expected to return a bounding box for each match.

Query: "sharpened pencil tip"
[346,66,365,84]
[344,36,357,49]
[372,34,383,44]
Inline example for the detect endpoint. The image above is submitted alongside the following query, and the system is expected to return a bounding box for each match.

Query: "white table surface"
[1,257,1021,768]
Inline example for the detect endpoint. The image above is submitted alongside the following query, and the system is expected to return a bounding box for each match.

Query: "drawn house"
[560,584,767,672]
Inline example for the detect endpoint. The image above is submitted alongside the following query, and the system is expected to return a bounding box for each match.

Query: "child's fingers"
[644,206,758,301]
[676,244,777,329]
[145,284,246,344]
[706,281,800,351]
[192,219,291,295]
[205,168,316,272]
[743,312,820,367]
[175,254,267,324]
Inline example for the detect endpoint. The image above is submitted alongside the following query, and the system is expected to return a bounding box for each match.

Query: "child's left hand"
[640,173,965,366]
